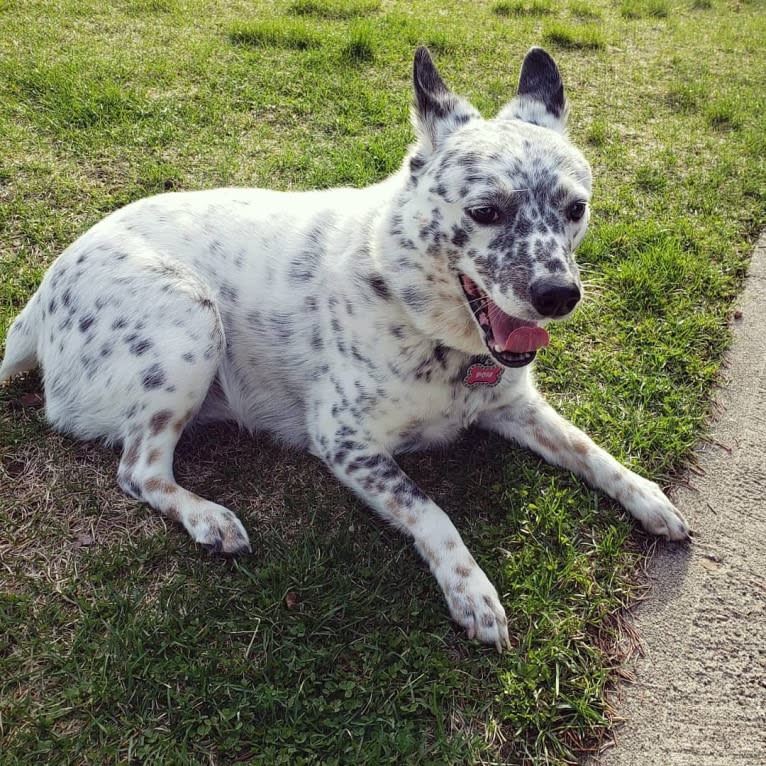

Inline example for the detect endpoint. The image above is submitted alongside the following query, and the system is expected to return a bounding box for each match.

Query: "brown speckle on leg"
[149,409,173,435]
[123,439,141,468]
[144,477,178,495]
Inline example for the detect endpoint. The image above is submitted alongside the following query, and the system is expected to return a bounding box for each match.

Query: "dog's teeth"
[494,344,503,353]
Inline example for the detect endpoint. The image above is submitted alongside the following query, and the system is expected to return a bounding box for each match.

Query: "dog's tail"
[0,293,41,383]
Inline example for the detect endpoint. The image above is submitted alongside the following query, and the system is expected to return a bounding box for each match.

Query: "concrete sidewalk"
[591,232,766,766]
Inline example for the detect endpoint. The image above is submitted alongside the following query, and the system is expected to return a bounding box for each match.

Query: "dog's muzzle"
[459,275,550,368]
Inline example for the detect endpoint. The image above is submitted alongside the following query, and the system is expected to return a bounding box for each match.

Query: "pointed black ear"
[498,47,568,133]
[412,47,479,154]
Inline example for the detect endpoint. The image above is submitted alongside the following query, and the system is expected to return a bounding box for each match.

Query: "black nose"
[530,281,581,318]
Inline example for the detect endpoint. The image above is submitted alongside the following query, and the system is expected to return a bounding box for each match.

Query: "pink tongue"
[504,325,550,353]
[487,302,550,353]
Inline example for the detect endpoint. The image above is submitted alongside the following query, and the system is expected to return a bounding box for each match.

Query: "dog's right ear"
[412,47,479,155]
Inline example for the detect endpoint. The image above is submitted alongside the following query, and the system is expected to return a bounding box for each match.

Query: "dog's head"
[388,47,591,368]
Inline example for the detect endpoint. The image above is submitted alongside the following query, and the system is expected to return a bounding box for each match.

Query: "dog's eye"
[466,206,501,224]
[566,201,587,222]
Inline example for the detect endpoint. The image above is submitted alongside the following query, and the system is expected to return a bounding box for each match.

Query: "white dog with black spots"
[1,48,690,650]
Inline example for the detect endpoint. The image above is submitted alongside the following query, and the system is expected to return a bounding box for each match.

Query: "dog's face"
[391,48,592,367]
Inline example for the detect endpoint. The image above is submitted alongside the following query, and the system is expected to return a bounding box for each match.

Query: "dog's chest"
[371,353,510,452]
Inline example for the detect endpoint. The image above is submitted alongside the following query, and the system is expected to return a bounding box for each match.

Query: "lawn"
[1,0,765,763]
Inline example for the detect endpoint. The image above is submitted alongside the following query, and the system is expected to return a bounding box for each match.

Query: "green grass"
[493,0,555,16]
[568,1,603,20]
[543,23,606,50]
[1,0,765,764]
[341,20,376,63]
[229,20,321,50]
[619,0,670,18]
[289,0,381,19]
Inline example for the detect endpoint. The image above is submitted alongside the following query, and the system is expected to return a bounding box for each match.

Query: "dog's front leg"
[479,392,691,540]
[312,426,511,650]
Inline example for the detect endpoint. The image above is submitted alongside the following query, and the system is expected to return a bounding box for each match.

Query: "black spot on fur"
[141,363,166,390]
[78,315,95,333]
[433,344,448,369]
[401,287,428,311]
[130,338,153,356]
[367,274,391,301]
[451,226,469,248]
[410,154,426,173]
[220,283,239,304]
[269,312,293,342]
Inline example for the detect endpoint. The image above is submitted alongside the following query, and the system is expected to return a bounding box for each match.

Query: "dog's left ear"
[498,48,568,134]
[412,47,479,154]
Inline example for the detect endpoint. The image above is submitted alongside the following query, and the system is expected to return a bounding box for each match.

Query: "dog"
[0,47,690,650]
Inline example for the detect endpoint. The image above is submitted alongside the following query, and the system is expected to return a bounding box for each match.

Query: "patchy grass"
[229,19,321,50]
[289,0,381,19]
[619,0,670,18]
[493,0,555,16]
[543,23,606,50]
[569,1,603,20]
[586,117,609,147]
[706,97,743,131]
[1,0,765,764]
[341,20,376,63]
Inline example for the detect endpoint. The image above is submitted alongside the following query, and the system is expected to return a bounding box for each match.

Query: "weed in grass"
[493,0,555,16]
[342,21,375,63]
[635,164,668,193]
[386,15,459,54]
[138,161,184,193]
[619,0,670,18]
[126,0,178,12]
[587,118,608,147]
[666,81,705,112]
[228,20,320,50]
[543,23,605,49]
[289,0,380,19]
[569,1,602,19]
[706,98,743,131]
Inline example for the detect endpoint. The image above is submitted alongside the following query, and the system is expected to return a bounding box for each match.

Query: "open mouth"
[459,274,550,368]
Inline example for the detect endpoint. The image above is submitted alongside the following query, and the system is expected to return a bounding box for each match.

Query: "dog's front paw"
[630,481,691,541]
[442,564,511,652]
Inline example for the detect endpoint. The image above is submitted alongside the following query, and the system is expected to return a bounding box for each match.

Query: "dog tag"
[464,363,504,387]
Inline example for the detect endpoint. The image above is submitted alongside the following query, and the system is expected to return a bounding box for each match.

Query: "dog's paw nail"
[202,537,223,554]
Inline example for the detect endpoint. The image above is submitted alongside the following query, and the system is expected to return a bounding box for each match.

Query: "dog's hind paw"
[186,503,252,556]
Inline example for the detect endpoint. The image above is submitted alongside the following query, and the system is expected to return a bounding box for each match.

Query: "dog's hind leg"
[108,289,251,556]
[117,406,251,555]
[34,250,250,554]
